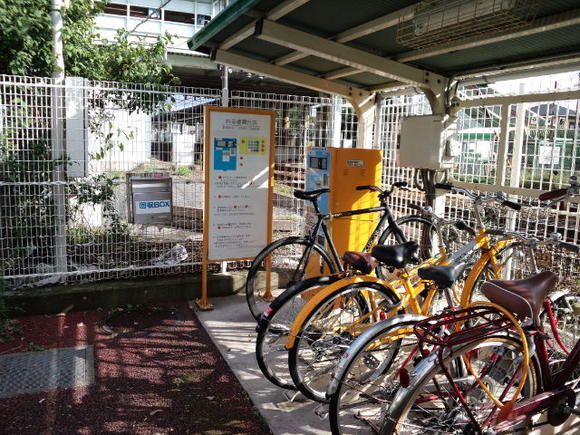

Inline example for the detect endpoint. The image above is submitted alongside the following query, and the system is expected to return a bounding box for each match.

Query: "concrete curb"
[5,271,248,316]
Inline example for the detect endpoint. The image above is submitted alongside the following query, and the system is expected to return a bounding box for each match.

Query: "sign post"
[197,106,275,310]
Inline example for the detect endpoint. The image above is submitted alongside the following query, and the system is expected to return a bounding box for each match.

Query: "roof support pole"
[348,93,376,149]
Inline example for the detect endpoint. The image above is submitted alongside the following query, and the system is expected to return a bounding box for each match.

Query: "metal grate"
[397,0,539,49]
[0,345,94,398]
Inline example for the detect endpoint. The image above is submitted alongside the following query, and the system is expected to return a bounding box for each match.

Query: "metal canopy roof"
[188,0,580,98]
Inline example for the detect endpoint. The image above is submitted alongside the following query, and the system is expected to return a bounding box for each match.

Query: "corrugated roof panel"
[413,24,580,74]
[235,37,295,61]
[290,56,351,76]
[279,0,416,38]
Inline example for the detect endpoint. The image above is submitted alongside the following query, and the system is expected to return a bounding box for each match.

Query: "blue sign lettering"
[137,200,171,210]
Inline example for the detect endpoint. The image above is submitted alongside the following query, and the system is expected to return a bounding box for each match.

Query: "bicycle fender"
[285,275,399,350]
[326,314,426,397]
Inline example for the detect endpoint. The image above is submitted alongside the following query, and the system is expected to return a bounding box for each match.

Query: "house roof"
[188,0,580,97]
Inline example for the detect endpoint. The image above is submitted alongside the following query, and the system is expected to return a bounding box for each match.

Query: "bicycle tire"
[288,282,401,402]
[381,335,540,434]
[328,317,422,435]
[256,274,342,390]
[246,236,337,321]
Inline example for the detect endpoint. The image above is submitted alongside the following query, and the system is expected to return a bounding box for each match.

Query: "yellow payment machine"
[305,147,383,277]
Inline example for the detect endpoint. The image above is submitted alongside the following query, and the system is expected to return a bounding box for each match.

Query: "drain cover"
[0,345,94,398]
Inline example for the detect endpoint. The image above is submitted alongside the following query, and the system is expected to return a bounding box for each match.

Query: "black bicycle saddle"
[371,242,419,269]
[293,188,330,201]
[418,262,467,289]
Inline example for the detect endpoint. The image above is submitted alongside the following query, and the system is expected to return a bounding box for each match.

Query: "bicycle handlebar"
[538,176,579,203]
[486,229,579,252]
[356,181,407,193]
[435,183,522,210]
[502,200,521,211]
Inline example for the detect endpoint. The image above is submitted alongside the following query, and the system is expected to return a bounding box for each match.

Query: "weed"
[27,343,46,352]
[176,166,193,177]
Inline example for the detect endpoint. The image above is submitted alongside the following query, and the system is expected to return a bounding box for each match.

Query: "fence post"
[220,65,228,274]
[51,0,67,278]
[330,96,342,147]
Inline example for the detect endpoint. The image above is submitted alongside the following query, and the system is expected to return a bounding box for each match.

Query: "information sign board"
[204,107,274,261]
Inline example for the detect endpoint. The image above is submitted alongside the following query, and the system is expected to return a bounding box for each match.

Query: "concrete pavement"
[192,292,579,435]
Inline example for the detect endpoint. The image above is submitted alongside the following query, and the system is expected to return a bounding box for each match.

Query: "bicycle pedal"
[314,404,329,419]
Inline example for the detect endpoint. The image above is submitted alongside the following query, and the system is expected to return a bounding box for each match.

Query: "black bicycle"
[245,182,442,321]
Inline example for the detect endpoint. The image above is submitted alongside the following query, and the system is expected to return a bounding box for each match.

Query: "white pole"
[220,65,228,274]
[51,0,68,277]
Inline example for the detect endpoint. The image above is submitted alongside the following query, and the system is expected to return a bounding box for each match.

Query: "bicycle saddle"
[293,188,330,200]
[481,271,557,320]
[418,262,467,289]
[342,251,377,274]
[371,242,418,269]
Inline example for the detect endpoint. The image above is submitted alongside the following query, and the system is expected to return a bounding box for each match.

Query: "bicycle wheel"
[381,335,539,434]
[246,236,337,321]
[540,293,580,382]
[288,282,400,402]
[256,275,342,390]
[329,318,420,435]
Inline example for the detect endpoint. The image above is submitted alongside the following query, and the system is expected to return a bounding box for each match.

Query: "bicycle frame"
[285,227,516,349]
[302,201,402,276]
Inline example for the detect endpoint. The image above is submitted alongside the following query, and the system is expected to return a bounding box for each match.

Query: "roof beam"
[369,82,408,93]
[256,19,446,88]
[456,88,580,109]
[274,4,417,66]
[396,8,580,63]
[267,0,310,21]
[219,0,310,50]
[212,49,370,99]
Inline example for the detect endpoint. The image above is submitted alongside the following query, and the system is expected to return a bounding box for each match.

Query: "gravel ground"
[0,302,271,435]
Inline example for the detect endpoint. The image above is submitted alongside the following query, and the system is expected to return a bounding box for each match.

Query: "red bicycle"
[381,179,579,434]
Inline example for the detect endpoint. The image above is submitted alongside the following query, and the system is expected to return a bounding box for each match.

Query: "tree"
[0,0,176,85]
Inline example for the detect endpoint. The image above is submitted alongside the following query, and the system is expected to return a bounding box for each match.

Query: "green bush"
[176,166,193,177]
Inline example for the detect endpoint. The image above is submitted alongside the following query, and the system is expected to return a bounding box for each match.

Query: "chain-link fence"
[1,73,578,289]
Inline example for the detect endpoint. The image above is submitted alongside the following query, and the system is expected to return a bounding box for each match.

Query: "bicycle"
[382,181,580,434]
[246,182,440,321]
[327,231,578,434]
[381,270,578,434]
[284,186,526,402]
[255,205,467,391]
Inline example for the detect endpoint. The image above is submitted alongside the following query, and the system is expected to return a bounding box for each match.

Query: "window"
[197,14,212,26]
[103,3,126,16]
[164,10,195,24]
[130,6,149,18]
[148,8,161,19]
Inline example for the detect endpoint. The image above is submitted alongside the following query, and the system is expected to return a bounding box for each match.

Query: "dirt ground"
[0,301,271,435]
